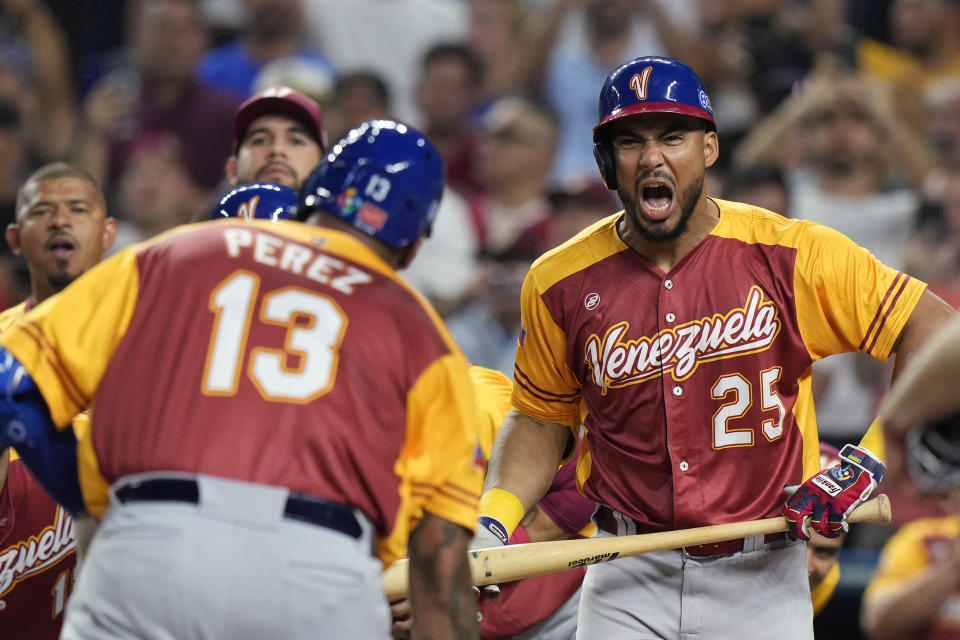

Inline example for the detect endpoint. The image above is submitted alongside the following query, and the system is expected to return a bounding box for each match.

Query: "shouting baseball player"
[0,120,481,639]
[476,56,957,638]
[0,162,117,639]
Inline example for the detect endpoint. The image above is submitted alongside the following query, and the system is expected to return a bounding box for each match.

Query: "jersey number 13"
[201,270,347,403]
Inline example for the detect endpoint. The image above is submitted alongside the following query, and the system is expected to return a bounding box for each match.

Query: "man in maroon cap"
[225,86,327,190]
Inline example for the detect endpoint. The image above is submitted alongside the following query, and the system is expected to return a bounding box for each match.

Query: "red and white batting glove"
[783,444,885,541]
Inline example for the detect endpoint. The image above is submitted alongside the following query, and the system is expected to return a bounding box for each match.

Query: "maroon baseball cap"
[232,86,327,153]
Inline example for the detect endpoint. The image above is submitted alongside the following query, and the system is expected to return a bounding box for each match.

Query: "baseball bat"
[382,493,890,600]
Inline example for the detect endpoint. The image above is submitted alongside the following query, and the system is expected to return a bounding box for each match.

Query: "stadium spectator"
[303,0,467,123]
[73,0,238,193]
[197,0,336,100]
[326,71,391,142]
[113,132,205,250]
[415,43,485,196]
[469,95,558,261]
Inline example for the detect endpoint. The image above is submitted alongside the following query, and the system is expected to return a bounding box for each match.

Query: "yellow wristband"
[477,488,525,538]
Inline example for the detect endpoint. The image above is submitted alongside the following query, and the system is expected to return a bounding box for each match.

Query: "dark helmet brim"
[593,102,715,138]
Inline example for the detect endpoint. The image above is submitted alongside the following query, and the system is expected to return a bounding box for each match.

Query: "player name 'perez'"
[222,228,373,294]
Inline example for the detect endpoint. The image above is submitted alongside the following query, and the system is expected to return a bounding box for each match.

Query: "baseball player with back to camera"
[0,162,117,639]
[0,120,482,640]
[474,55,958,639]
[211,180,596,640]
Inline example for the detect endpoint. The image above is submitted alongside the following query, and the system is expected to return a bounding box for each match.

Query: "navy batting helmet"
[212,183,298,222]
[906,415,960,494]
[593,57,714,190]
[297,120,444,248]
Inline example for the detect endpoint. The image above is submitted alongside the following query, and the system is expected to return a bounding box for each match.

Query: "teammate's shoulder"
[528,212,623,291]
[0,300,31,332]
[467,364,512,391]
[892,514,960,542]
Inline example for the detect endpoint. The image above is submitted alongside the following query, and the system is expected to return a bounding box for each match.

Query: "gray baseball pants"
[60,473,390,640]
[576,530,814,639]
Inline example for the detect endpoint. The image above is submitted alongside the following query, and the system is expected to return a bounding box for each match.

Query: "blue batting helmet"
[212,183,298,222]
[593,57,714,189]
[298,120,444,248]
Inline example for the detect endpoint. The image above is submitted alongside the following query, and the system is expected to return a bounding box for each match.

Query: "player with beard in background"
[0,162,117,639]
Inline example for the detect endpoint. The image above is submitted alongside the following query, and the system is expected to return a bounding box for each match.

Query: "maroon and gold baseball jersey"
[0,300,82,639]
[513,198,925,531]
[0,457,77,640]
[0,220,482,566]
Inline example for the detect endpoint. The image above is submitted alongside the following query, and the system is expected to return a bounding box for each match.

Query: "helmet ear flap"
[593,138,617,191]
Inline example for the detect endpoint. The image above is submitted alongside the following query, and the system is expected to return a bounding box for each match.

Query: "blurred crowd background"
[3,0,960,636]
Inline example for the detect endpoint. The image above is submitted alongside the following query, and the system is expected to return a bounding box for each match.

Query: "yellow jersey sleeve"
[512,269,582,428]
[378,352,483,565]
[793,222,925,362]
[468,365,512,460]
[0,248,140,428]
[1,301,93,468]
[0,300,29,333]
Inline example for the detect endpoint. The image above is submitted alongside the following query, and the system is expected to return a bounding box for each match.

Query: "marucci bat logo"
[584,286,781,392]
[568,551,620,568]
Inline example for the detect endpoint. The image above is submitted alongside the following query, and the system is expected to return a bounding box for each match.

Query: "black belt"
[114,477,362,539]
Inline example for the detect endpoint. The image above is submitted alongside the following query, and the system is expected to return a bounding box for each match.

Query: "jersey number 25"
[710,368,785,448]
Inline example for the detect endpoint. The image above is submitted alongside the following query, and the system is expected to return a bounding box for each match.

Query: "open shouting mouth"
[639,178,675,221]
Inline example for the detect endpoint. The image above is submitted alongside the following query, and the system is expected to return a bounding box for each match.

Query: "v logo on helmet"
[237,196,260,221]
[630,67,653,101]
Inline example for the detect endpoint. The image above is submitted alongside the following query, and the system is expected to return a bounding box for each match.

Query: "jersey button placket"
[679,461,689,472]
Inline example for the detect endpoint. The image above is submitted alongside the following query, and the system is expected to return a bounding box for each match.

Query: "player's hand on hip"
[783,444,885,540]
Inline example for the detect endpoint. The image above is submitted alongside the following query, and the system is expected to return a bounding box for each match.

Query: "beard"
[255,162,298,187]
[618,172,704,243]
[48,271,79,293]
